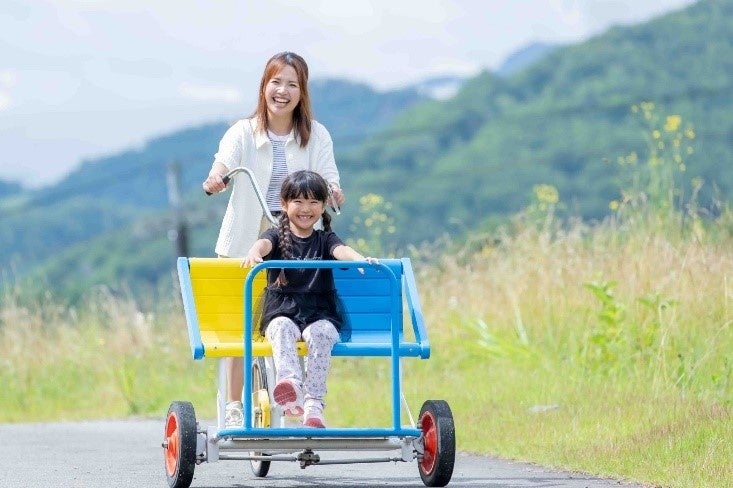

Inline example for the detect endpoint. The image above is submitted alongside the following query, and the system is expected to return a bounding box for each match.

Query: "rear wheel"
[417,400,455,487]
[163,401,197,488]
[250,357,271,477]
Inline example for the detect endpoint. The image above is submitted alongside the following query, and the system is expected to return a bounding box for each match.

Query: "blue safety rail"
[236,260,423,438]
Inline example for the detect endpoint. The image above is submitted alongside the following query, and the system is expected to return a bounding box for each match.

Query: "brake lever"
[328,185,341,215]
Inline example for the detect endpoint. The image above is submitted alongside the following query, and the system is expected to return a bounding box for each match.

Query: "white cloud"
[0,92,10,111]
[0,70,18,87]
[177,82,243,103]
[0,70,17,110]
[548,0,584,29]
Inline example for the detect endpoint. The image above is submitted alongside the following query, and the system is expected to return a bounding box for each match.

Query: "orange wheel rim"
[164,413,180,476]
[420,412,437,475]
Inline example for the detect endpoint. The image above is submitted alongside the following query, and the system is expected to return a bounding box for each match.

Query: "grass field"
[3,107,729,486]
[2,210,730,488]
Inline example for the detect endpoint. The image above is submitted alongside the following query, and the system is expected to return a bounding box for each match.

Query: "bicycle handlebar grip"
[204,174,231,196]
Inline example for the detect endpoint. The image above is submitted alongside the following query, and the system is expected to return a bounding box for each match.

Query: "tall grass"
[391,211,732,488]
[0,284,216,422]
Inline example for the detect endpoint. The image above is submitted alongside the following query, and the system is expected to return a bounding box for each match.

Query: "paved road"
[1,420,645,487]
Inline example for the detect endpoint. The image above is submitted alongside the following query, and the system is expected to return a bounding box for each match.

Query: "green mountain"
[339,0,732,244]
[0,180,21,199]
[4,0,733,297]
[496,42,559,77]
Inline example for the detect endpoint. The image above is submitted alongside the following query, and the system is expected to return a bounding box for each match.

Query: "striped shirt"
[266,130,289,212]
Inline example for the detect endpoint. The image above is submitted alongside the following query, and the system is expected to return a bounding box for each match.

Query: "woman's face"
[264,65,301,121]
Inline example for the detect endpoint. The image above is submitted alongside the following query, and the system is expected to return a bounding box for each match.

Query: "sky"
[0,0,696,188]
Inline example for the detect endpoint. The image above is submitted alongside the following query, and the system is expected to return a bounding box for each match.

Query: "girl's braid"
[321,209,332,232]
[274,213,293,287]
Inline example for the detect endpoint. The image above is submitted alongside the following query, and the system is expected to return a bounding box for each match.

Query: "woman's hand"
[329,184,345,207]
[203,173,228,194]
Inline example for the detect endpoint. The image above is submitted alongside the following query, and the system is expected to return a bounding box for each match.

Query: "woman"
[202,52,345,428]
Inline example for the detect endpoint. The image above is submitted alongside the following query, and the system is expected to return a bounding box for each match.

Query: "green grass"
[1,214,731,488]
[0,289,216,421]
[390,215,733,488]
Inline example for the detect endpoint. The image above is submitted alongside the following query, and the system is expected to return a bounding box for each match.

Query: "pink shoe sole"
[304,417,326,428]
[273,380,304,416]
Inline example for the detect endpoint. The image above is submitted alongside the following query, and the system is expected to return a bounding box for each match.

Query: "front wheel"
[417,400,455,487]
[250,357,271,477]
[163,401,197,488]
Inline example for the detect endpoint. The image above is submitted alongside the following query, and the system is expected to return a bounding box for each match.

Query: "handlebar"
[204,167,341,221]
[204,167,278,225]
[327,185,341,215]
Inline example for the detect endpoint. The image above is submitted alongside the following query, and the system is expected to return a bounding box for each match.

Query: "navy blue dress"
[258,227,346,335]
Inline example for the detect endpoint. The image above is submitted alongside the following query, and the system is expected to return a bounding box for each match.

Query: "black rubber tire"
[164,401,197,488]
[417,400,455,487]
[250,357,271,477]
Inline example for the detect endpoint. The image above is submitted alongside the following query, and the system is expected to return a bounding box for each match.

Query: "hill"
[496,41,560,77]
[0,180,21,199]
[5,0,733,297]
[339,0,733,244]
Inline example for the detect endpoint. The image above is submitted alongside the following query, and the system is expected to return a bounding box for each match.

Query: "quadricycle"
[162,168,456,487]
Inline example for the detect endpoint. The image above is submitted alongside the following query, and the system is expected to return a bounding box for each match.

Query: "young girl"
[242,170,377,428]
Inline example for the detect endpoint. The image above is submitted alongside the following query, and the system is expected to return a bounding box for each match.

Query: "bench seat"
[177,257,430,360]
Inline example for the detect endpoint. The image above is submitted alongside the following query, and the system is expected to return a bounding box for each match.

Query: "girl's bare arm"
[241,239,274,267]
[332,245,378,264]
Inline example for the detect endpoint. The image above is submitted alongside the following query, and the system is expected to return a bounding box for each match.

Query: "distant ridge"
[497,41,560,76]
[0,179,21,198]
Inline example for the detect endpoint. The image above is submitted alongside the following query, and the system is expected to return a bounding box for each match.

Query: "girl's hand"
[357,257,379,274]
[241,252,263,268]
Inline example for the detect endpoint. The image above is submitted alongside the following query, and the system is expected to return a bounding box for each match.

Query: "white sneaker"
[225,401,243,428]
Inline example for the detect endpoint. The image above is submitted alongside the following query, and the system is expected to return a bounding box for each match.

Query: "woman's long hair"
[274,170,332,286]
[252,51,313,148]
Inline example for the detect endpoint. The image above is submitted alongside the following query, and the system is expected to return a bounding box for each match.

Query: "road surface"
[0,419,645,487]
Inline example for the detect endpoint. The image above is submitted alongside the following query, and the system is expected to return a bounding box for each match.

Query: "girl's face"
[265,65,301,122]
[282,195,325,237]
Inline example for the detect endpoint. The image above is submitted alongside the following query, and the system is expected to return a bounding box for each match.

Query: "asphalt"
[0,419,646,488]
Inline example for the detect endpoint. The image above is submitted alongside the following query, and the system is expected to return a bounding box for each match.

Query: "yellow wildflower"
[534,184,559,204]
[664,115,682,132]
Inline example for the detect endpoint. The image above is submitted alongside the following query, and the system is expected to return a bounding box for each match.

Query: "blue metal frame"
[401,258,431,359]
[177,256,205,360]
[229,259,422,439]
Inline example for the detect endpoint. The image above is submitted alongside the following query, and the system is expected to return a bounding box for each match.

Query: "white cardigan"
[211,118,340,257]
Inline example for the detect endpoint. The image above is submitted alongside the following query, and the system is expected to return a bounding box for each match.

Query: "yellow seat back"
[188,258,281,357]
